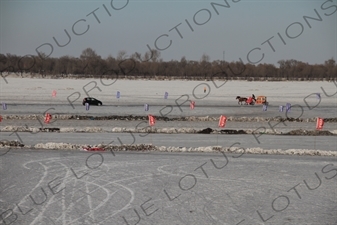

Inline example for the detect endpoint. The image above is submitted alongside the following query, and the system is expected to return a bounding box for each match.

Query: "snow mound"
[26,142,337,157]
[34,142,82,149]
[60,127,76,132]
[2,114,337,123]
[1,126,336,136]
[0,140,24,148]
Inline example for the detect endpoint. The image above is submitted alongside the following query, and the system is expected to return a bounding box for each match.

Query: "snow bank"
[28,143,337,156]
[1,126,335,136]
[1,114,72,120]
[0,140,24,148]
[34,142,81,150]
[2,114,337,122]
[1,140,335,156]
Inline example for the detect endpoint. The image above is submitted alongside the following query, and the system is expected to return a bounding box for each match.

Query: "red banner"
[44,113,52,124]
[316,117,324,130]
[190,101,195,109]
[218,115,227,128]
[0,115,2,122]
[148,114,156,126]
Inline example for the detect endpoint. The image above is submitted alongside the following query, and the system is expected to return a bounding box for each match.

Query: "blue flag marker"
[117,91,120,99]
[144,104,149,111]
[286,103,291,112]
[2,103,7,110]
[316,93,321,100]
[85,103,90,111]
[279,105,284,112]
[263,104,268,111]
[164,92,168,99]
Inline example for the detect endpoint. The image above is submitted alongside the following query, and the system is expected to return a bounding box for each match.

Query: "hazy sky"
[1,0,336,65]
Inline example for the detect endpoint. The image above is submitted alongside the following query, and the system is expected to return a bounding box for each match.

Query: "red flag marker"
[190,101,195,109]
[316,117,324,130]
[44,113,52,124]
[218,115,227,128]
[148,114,156,126]
[52,90,57,97]
[0,115,2,122]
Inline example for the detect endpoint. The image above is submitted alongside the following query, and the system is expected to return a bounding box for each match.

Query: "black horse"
[236,96,248,105]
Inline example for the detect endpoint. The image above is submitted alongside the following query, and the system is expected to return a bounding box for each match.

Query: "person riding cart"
[246,96,255,105]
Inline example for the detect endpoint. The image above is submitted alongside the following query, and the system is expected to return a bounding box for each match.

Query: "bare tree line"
[1,48,336,81]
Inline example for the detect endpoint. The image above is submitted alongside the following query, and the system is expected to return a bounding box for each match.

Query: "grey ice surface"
[0,150,336,225]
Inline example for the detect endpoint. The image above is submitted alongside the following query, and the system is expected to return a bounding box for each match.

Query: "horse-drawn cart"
[236,95,268,105]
